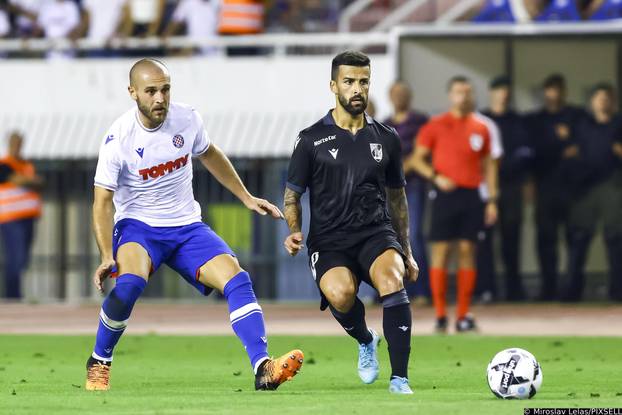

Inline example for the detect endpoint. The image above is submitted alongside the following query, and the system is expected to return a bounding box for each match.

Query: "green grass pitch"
[1,335,621,414]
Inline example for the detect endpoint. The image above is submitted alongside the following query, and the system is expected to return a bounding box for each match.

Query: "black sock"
[381,289,412,379]
[329,297,373,345]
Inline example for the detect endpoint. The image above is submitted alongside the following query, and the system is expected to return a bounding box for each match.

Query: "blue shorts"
[111,218,235,296]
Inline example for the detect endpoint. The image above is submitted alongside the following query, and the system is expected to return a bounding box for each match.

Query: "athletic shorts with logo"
[428,187,483,242]
[308,230,405,310]
[111,218,235,295]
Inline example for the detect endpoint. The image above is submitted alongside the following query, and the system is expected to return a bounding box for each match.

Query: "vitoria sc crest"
[370,143,383,162]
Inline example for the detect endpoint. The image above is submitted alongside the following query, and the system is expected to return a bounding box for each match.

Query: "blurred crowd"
[0,0,352,56]
[0,0,620,58]
[383,74,622,305]
[470,0,622,22]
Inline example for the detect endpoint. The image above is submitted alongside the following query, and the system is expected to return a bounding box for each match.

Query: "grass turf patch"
[1,335,621,414]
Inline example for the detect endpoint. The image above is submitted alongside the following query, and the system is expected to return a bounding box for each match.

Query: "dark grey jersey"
[286,111,406,251]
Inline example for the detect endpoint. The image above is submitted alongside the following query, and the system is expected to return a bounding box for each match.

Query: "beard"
[137,99,168,126]
[338,94,367,116]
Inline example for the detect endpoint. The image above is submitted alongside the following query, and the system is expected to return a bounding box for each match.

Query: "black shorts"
[307,230,405,310]
[428,187,483,242]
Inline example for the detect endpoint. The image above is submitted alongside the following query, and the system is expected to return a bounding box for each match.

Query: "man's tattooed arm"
[387,187,412,256]
[283,188,302,232]
[283,188,305,255]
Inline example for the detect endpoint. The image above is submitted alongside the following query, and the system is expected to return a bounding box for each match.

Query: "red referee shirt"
[417,112,492,189]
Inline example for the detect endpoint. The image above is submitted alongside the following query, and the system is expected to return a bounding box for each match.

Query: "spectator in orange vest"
[218,0,264,35]
[0,132,43,299]
[219,0,264,56]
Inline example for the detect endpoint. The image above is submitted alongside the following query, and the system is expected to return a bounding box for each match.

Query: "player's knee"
[219,261,244,284]
[198,254,244,292]
[458,241,474,255]
[116,243,152,278]
[116,261,150,280]
[374,272,404,297]
[325,285,356,312]
[431,245,450,266]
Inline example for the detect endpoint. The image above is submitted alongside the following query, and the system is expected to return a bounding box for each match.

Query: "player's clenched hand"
[93,259,116,293]
[434,174,456,192]
[244,196,284,219]
[284,232,304,256]
[484,202,498,227]
[404,255,419,282]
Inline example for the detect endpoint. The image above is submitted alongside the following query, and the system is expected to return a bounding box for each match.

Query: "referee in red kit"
[407,76,499,333]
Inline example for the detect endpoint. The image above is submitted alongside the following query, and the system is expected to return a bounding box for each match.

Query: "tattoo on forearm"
[284,188,303,233]
[387,187,412,256]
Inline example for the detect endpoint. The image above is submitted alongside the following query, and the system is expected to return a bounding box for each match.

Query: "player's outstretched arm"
[283,188,304,256]
[92,186,116,293]
[198,144,284,219]
[387,187,419,282]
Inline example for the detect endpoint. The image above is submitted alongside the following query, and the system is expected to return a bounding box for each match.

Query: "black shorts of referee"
[428,187,484,242]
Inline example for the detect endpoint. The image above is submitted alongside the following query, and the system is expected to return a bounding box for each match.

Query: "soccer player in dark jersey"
[283,51,419,395]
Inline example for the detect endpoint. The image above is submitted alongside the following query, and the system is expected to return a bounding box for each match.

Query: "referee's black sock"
[381,289,412,379]
[329,297,373,345]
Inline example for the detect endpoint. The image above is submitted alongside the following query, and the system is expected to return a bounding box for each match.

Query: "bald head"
[128,59,171,129]
[129,58,169,87]
[389,81,412,113]
[8,131,23,158]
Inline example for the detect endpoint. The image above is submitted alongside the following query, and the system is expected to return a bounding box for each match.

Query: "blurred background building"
[0,0,620,304]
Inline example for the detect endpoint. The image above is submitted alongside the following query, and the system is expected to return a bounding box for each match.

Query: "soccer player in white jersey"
[85,58,304,391]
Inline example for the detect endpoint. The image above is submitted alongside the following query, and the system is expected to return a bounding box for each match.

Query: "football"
[486,348,543,399]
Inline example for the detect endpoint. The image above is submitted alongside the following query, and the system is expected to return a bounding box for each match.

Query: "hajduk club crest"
[172,134,184,148]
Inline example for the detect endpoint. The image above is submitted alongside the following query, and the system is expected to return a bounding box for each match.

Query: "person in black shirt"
[564,83,622,302]
[479,76,533,301]
[283,51,418,395]
[526,74,585,301]
[384,81,430,304]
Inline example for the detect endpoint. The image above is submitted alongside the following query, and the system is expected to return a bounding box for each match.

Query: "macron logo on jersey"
[138,154,189,180]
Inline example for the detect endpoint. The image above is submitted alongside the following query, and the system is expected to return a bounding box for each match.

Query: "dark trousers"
[565,173,622,301]
[0,218,35,299]
[476,182,526,301]
[499,181,526,300]
[404,180,430,298]
[535,177,570,300]
[476,219,496,298]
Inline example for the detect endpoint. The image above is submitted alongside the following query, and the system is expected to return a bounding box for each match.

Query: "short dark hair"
[489,75,511,90]
[590,82,615,98]
[331,51,371,81]
[447,75,470,91]
[543,73,566,90]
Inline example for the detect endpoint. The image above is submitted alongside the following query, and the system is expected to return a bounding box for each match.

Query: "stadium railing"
[0,32,391,57]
